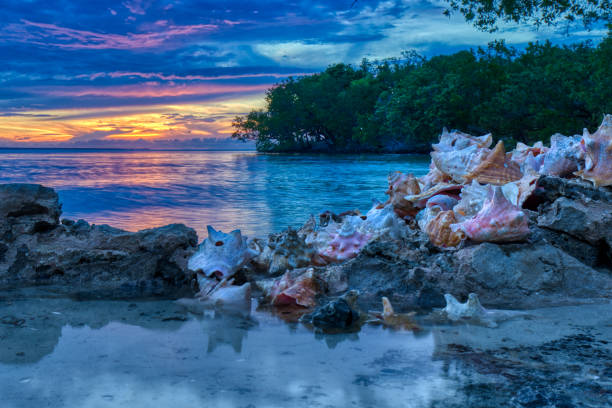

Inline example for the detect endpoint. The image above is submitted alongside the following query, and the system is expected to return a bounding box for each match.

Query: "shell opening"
[215,241,224,246]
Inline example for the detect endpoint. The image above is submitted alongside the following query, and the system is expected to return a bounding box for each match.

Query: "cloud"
[1,20,220,50]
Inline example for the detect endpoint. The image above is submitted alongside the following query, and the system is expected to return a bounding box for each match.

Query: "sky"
[0,0,606,148]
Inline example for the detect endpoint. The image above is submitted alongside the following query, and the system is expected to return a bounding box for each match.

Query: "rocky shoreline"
[2,117,612,315]
[0,174,610,309]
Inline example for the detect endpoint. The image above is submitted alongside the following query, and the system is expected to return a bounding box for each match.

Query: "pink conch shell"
[432,128,492,152]
[425,210,466,248]
[418,162,452,190]
[431,144,489,184]
[464,141,523,185]
[452,180,488,222]
[575,114,612,187]
[539,134,583,177]
[188,226,259,279]
[384,171,421,218]
[319,223,371,263]
[269,268,317,307]
[452,186,530,243]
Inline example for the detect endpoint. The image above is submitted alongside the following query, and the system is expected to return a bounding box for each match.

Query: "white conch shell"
[575,114,612,187]
[442,293,487,321]
[432,128,492,152]
[452,180,489,222]
[431,144,489,184]
[452,186,530,243]
[361,204,409,241]
[501,173,539,208]
[188,226,259,279]
[418,162,451,191]
[540,133,583,177]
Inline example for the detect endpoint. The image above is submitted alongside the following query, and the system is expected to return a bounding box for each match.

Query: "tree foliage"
[232,33,611,153]
[444,0,611,32]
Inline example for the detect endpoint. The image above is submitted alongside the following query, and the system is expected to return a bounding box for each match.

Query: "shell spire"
[575,114,612,187]
[464,141,523,185]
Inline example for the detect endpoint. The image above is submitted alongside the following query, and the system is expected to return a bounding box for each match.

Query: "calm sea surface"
[0,149,430,239]
[1,149,611,407]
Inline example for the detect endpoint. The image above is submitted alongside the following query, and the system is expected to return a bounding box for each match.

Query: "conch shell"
[452,186,530,243]
[464,141,523,185]
[405,183,461,209]
[418,162,451,191]
[452,180,489,222]
[511,141,547,167]
[431,144,489,184]
[432,128,492,152]
[361,204,409,241]
[188,226,259,279]
[193,277,252,310]
[319,222,371,263]
[424,210,465,248]
[501,173,539,208]
[253,227,315,275]
[384,171,421,218]
[269,268,317,307]
[540,134,583,177]
[575,114,612,187]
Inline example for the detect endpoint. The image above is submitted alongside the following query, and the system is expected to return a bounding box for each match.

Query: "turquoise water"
[0,149,430,238]
[1,150,611,407]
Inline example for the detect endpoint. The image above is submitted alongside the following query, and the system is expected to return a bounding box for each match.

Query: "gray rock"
[0,183,198,297]
[538,197,612,260]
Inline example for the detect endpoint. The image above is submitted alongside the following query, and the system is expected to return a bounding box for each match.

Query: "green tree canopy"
[233,33,611,153]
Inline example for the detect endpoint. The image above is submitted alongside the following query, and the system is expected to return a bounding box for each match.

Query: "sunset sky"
[0,0,605,148]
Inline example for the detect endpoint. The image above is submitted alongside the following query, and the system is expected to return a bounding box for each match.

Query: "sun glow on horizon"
[0,95,265,145]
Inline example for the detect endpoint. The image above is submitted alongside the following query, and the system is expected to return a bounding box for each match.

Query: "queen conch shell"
[539,134,583,177]
[452,185,530,243]
[464,141,523,185]
[432,128,492,152]
[269,268,318,308]
[360,204,409,241]
[431,144,489,184]
[319,222,371,263]
[419,162,452,191]
[384,171,421,218]
[575,114,612,187]
[405,183,462,209]
[501,173,539,208]
[424,210,465,248]
[191,277,252,310]
[511,141,547,167]
[452,180,488,222]
[188,226,259,280]
[253,227,315,276]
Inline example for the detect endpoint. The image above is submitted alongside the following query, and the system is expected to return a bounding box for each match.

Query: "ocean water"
[0,149,430,239]
[1,149,611,407]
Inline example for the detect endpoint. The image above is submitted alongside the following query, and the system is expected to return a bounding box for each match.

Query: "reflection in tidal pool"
[1,295,610,407]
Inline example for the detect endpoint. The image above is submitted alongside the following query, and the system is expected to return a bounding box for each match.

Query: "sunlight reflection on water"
[0,150,429,239]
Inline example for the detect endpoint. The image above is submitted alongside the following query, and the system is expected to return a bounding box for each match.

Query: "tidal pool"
[1,291,610,408]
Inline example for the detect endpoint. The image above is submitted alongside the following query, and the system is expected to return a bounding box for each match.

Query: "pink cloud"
[29,83,271,98]
[78,71,313,81]
[2,19,220,49]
